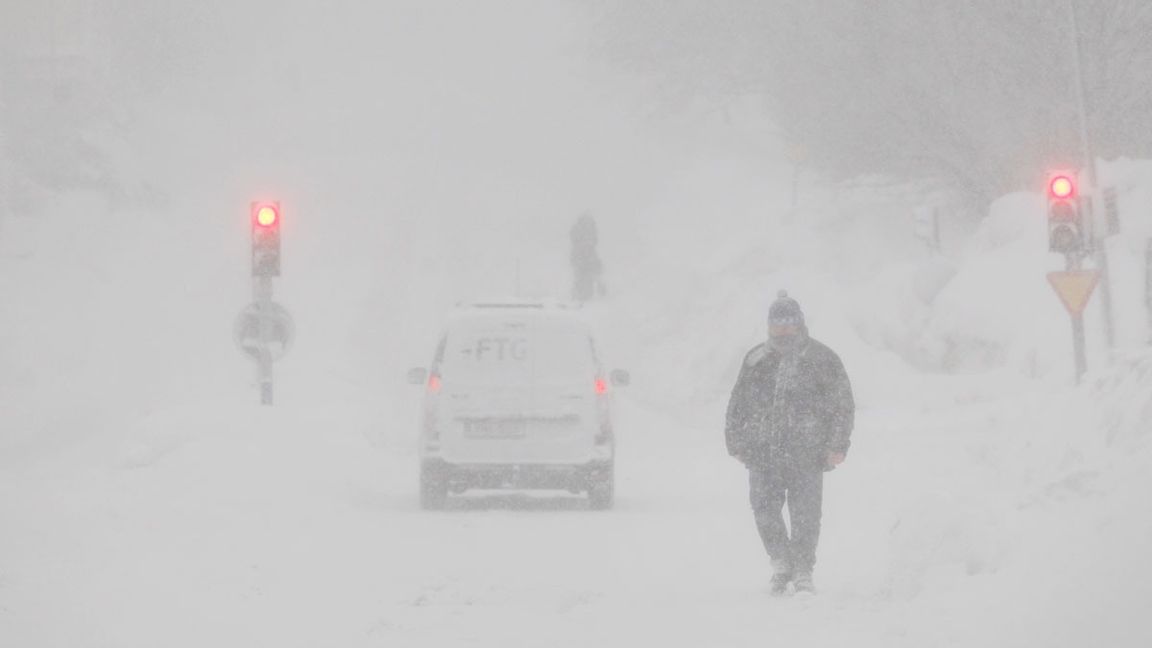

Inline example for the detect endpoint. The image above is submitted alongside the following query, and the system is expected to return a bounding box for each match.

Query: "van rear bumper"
[423,458,612,493]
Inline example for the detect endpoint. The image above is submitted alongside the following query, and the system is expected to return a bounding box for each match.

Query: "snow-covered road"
[4,363,1146,648]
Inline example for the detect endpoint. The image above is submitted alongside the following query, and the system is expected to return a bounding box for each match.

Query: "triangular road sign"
[1047,270,1100,316]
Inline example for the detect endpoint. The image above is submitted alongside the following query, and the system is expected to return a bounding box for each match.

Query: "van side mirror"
[406,367,428,385]
[610,369,631,387]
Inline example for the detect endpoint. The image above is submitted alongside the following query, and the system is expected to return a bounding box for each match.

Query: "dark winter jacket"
[725,337,855,470]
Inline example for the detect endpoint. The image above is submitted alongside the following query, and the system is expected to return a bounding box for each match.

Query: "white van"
[407,304,628,510]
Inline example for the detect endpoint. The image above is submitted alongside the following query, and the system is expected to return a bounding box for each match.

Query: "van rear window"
[440,324,594,383]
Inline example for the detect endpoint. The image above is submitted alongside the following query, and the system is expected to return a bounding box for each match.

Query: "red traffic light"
[251,201,282,277]
[1046,174,1083,255]
[1049,175,1075,200]
[254,204,279,228]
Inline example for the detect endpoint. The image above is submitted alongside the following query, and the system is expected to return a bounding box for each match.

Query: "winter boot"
[769,559,792,596]
[769,572,793,596]
[792,571,815,594]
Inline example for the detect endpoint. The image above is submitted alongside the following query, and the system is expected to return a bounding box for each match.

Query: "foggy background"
[2,1,1151,646]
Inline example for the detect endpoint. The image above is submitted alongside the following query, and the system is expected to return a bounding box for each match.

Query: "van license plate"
[463,418,527,439]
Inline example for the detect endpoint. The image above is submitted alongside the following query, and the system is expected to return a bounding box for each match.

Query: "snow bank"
[918,193,1054,369]
[1091,350,1152,448]
[847,177,1148,382]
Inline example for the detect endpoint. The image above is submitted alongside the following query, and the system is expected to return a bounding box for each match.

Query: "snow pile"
[911,159,1152,376]
[884,493,1007,598]
[838,355,1150,648]
[1091,349,1152,448]
[836,160,1150,379]
[917,192,1059,371]
[1095,158,1152,348]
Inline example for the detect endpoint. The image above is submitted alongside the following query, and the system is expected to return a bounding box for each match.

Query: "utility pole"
[1066,0,1116,352]
[1146,239,1152,343]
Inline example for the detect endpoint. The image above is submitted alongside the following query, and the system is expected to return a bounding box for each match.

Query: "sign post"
[1047,270,1100,384]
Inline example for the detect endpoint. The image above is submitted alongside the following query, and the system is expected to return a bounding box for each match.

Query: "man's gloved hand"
[825,451,846,470]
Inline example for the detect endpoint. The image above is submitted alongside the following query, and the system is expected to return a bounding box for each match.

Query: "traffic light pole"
[254,275,275,405]
[247,201,283,406]
[1066,252,1088,383]
[1066,306,1087,383]
[1066,0,1116,352]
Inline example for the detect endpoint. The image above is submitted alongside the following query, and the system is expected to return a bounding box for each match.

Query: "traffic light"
[251,201,281,276]
[1047,173,1083,255]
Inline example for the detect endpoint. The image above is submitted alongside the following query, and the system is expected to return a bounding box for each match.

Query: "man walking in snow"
[725,291,855,595]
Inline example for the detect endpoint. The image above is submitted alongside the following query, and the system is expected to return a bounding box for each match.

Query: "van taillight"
[424,374,441,440]
[594,377,611,444]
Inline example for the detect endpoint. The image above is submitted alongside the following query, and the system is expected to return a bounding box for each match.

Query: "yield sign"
[1047,270,1100,316]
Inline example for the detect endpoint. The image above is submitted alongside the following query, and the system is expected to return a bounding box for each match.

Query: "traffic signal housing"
[251,201,281,277]
[1047,173,1083,255]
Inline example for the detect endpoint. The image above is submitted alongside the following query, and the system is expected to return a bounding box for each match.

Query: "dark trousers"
[749,463,824,573]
